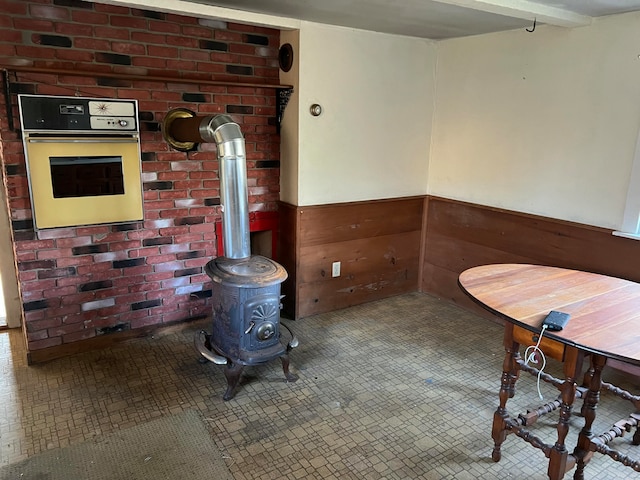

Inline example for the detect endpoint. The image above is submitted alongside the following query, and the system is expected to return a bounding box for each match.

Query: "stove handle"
[194,330,228,365]
[27,137,139,143]
[280,322,299,351]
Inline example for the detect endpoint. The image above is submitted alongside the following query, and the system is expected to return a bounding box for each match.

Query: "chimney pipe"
[163,109,250,260]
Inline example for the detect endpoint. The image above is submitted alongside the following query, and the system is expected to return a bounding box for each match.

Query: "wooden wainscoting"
[278,197,425,319]
[422,196,640,317]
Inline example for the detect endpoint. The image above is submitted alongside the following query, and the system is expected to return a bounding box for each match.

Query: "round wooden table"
[459,263,640,479]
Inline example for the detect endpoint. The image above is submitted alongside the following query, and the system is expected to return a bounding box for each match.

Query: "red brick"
[179,49,210,61]
[93,26,131,40]
[148,19,181,34]
[49,321,86,337]
[24,311,45,324]
[21,290,44,302]
[54,22,92,36]
[76,226,111,237]
[76,262,112,275]
[28,336,62,350]
[186,207,214,217]
[43,285,77,299]
[188,223,215,234]
[95,286,128,298]
[173,228,206,241]
[119,265,153,276]
[146,254,180,265]
[1,30,23,44]
[166,59,197,71]
[62,329,97,343]
[197,61,227,73]
[15,45,56,59]
[56,256,94,268]
[95,305,130,318]
[18,271,37,282]
[26,317,63,332]
[127,230,160,241]
[36,248,73,260]
[110,15,147,30]
[181,25,212,38]
[145,271,173,282]
[114,292,146,305]
[147,45,178,58]
[156,171,188,181]
[16,239,55,251]
[54,236,92,248]
[27,329,50,342]
[71,10,109,25]
[74,37,111,51]
[112,41,146,55]
[0,0,27,14]
[92,232,127,244]
[214,30,242,42]
[129,280,162,293]
[158,195,188,205]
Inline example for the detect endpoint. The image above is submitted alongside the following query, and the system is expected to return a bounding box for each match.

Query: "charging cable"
[524,324,548,400]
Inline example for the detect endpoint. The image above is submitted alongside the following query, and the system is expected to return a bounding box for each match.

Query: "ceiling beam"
[432,0,593,28]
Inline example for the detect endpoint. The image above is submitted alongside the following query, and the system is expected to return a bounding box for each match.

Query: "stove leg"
[280,354,298,383]
[223,362,244,401]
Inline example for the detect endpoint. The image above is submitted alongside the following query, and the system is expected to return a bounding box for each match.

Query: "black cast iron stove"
[163,109,298,400]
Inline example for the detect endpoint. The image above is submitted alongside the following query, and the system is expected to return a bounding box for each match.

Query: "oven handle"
[26,137,139,144]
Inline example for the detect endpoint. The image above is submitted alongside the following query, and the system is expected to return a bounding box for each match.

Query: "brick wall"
[0,0,282,355]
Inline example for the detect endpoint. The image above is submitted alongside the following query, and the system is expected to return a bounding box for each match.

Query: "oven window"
[49,156,125,198]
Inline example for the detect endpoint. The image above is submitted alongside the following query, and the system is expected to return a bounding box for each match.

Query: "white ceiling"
[189,0,640,39]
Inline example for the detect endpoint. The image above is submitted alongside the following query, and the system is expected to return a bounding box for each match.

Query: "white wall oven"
[18,95,143,230]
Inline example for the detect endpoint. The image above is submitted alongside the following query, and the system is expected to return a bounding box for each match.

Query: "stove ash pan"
[195,255,298,400]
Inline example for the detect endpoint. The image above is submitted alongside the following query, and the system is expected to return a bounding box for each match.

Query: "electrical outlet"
[332,261,341,277]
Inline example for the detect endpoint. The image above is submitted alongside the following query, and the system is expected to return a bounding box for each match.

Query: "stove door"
[243,294,281,350]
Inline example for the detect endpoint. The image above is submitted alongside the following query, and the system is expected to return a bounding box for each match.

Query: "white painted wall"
[278,29,300,205]
[0,168,21,328]
[429,12,640,229]
[291,22,436,206]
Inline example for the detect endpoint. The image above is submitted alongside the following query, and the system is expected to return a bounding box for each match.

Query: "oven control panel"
[19,95,138,133]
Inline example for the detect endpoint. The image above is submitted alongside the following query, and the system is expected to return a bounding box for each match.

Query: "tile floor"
[1,292,639,479]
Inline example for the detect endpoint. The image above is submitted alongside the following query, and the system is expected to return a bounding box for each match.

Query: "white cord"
[524,324,548,400]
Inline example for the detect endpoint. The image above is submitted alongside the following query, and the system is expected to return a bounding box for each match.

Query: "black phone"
[542,311,570,331]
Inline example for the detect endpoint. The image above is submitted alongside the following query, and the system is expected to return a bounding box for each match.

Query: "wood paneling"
[278,201,299,318]
[422,197,640,317]
[279,197,424,318]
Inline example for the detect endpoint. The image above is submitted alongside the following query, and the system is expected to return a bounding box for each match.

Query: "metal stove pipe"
[163,110,250,259]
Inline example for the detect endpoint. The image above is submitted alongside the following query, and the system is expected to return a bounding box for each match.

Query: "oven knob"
[256,322,275,340]
[118,119,129,127]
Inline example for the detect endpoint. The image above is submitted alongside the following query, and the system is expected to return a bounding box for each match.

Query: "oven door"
[24,136,143,229]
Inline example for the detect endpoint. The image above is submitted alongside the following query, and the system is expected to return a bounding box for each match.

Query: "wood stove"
[163,110,298,400]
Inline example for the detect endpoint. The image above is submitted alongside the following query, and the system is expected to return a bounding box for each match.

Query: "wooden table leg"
[492,324,520,462]
[573,354,606,479]
[547,346,582,480]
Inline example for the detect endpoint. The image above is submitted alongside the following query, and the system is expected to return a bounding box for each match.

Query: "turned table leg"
[492,325,520,462]
[573,354,606,479]
[547,346,582,480]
